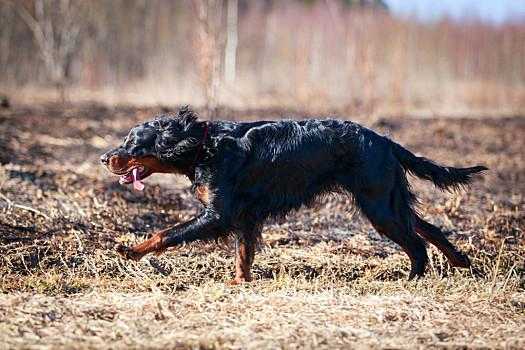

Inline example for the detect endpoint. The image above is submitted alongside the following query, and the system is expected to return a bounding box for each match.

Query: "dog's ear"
[154,126,200,162]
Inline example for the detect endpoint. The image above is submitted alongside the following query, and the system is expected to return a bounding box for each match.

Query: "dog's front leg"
[230,236,256,285]
[116,229,169,261]
[117,210,228,260]
[229,225,261,285]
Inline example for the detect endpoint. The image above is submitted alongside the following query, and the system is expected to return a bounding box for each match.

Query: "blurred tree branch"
[2,0,86,102]
[0,4,13,78]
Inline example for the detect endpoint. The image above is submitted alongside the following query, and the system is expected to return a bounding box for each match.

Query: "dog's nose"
[100,153,110,165]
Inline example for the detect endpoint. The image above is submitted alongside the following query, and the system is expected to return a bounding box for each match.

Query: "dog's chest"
[193,167,214,206]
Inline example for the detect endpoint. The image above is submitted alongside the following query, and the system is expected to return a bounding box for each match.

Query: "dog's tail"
[391,142,487,191]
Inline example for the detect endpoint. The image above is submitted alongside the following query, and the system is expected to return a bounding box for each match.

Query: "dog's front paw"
[115,244,145,261]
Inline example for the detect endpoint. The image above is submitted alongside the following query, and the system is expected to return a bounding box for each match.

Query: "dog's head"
[100,107,207,188]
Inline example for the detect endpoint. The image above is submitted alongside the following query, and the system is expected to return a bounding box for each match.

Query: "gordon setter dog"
[101,107,487,283]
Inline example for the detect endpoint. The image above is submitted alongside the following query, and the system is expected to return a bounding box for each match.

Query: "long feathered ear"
[154,131,199,162]
[153,114,202,163]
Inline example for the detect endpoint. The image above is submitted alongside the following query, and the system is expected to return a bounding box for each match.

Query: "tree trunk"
[224,0,238,85]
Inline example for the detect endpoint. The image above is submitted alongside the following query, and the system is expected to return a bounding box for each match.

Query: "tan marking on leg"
[229,240,255,285]
[195,185,212,205]
[116,230,168,261]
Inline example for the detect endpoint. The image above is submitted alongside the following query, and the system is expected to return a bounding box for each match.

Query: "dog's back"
[225,118,485,278]
[228,119,382,218]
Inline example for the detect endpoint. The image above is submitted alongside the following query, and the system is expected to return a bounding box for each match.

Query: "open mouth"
[117,166,153,191]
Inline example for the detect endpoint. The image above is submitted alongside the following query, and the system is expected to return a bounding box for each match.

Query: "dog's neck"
[191,122,209,168]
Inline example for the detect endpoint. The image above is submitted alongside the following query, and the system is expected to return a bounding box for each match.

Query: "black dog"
[101,107,487,283]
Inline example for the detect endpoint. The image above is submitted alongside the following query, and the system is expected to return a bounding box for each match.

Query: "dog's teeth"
[133,168,141,181]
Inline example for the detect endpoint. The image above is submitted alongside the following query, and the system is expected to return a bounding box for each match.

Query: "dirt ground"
[0,104,523,349]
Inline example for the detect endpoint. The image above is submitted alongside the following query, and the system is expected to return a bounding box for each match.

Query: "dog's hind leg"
[354,178,428,280]
[414,216,470,268]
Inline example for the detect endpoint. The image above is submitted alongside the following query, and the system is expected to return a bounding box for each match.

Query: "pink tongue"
[132,168,145,191]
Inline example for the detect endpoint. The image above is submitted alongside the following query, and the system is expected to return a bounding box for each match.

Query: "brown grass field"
[0,104,523,349]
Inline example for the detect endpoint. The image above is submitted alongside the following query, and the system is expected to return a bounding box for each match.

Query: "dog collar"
[192,122,209,168]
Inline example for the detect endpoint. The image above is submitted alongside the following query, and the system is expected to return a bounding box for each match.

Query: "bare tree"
[3,0,86,102]
[224,0,238,85]
[0,4,14,80]
[192,0,224,118]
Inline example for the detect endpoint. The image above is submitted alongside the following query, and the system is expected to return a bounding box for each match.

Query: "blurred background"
[0,0,524,116]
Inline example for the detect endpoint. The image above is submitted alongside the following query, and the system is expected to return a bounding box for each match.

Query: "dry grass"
[0,104,523,349]
[2,285,524,349]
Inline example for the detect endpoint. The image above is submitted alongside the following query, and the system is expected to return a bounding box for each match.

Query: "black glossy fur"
[103,107,487,279]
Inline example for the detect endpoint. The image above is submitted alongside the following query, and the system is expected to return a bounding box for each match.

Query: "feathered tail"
[391,142,488,191]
